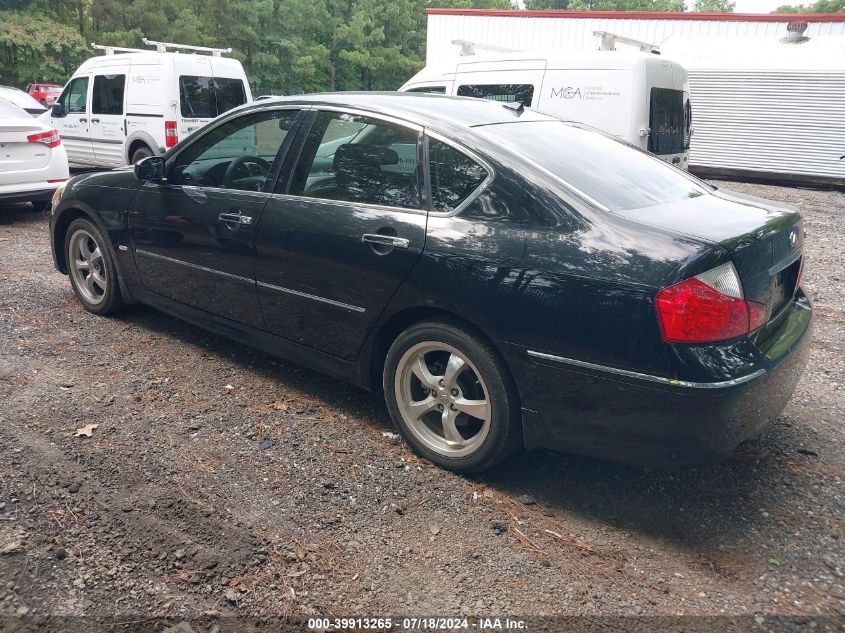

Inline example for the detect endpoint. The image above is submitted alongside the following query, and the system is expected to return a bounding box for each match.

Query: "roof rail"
[91,43,149,55]
[142,38,232,57]
[593,31,660,54]
[451,39,520,56]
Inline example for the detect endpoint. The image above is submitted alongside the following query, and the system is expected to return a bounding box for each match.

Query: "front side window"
[407,86,446,94]
[648,88,689,156]
[457,83,535,105]
[429,139,489,214]
[92,74,125,115]
[289,111,421,209]
[179,76,247,118]
[58,77,88,114]
[169,109,300,191]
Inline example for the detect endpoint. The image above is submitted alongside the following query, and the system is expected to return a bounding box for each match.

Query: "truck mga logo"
[551,86,582,99]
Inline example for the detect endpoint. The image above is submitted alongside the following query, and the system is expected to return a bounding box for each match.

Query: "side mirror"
[50,103,65,118]
[134,156,165,183]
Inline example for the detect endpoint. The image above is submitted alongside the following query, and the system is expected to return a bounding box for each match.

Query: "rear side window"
[179,76,247,118]
[92,74,125,115]
[457,84,534,105]
[648,88,689,156]
[428,139,489,214]
[289,111,421,209]
[58,77,88,114]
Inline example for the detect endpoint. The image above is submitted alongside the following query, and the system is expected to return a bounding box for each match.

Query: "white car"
[0,97,69,208]
[0,86,49,117]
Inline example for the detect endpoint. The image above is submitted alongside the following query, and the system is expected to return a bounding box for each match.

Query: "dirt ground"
[0,180,843,632]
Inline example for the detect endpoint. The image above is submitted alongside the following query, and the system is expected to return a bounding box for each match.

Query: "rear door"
[129,107,304,328]
[255,109,427,361]
[90,71,127,165]
[52,75,94,165]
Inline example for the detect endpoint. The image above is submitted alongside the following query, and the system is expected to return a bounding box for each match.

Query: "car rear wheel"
[384,320,521,473]
[131,146,153,165]
[65,218,125,315]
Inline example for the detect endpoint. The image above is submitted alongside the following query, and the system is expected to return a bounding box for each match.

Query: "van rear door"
[90,71,127,165]
[453,59,546,108]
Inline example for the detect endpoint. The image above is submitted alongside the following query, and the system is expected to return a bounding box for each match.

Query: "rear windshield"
[45,86,63,93]
[477,121,708,211]
[0,97,27,118]
[179,76,247,118]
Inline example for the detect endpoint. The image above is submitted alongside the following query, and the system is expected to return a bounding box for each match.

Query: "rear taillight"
[655,262,768,344]
[165,121,178,148]
[27,129,61,148]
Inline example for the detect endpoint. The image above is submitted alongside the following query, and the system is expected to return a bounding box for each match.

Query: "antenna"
[142,38,232,57]
[451,39,520,56]
[593,31,660,54]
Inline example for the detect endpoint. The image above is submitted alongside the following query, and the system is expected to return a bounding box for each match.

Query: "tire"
[383,319,521,473]
[130,145,153,165]
[64,218,125,315]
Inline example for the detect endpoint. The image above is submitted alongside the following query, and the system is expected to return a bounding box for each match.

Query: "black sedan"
[48,93,812,472]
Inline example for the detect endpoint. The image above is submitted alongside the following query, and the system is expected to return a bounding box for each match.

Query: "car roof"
[250,91,556,131]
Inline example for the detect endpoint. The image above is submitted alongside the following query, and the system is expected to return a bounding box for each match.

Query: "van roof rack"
[452,39,520,56]
[142,38,232,57]
[91,39,232,57]
[593,31,660,54]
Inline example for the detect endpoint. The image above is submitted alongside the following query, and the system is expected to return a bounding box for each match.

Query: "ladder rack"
[142,38,232,57]
[452,39,520,56]
[91,43,149,55]
[593,31,660,54]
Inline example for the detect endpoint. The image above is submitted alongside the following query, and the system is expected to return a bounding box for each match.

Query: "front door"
[255,109,427,361]
[90,72,127,165]
[129,107,303,328]
[52,75,94,165]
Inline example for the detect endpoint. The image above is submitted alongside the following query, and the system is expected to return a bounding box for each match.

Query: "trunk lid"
[617,189,804,317]
[0,117,53,181]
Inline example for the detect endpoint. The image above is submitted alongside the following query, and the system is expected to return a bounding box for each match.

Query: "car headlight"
[50,183,66,215]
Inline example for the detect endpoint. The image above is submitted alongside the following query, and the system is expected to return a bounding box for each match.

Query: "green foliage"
[526,0,684,9]
[776,0,844,11]
[0,10,89,85]
[692,0,735,11]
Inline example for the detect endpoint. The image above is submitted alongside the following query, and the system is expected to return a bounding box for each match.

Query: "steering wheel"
[222,155,271,189]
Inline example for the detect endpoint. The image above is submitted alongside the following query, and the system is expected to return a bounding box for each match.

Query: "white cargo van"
[400,42,691,169]
[47,39,252,168]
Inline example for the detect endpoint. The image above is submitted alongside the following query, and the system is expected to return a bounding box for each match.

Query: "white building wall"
[426,14,845,62]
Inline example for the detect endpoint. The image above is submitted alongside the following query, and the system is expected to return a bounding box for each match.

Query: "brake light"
[655,262,768,344]
[27,129,61,148]
[165,121,178,148]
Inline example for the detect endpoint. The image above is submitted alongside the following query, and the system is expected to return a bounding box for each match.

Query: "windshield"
[476,121,708,211]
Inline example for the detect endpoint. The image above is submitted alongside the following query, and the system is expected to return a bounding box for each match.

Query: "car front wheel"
[65,218,125,315]
[383,320,521,473]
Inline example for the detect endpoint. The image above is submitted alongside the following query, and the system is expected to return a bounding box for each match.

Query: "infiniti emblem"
[789,230,797,246]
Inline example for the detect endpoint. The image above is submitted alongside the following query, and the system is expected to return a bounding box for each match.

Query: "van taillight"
[27,130,61,148]
[655,262,768,344]
[164,121,178,148]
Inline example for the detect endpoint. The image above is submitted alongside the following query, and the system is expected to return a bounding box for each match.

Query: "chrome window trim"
[257,281,366,313]
[307,106,424,133]
[135,249,255,285]
[266,192,428,217]
[526,350,767,390]
[425,129,495,217]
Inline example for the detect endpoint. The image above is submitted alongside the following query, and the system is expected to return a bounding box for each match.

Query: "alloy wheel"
[69,229,107,305]
[394,341,491,458]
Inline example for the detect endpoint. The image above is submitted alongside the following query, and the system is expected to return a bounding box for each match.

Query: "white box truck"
[46,39,252,168]
[400,35,691,169]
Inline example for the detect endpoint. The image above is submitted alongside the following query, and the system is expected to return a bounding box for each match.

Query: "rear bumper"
[0,185,59,205]
[514,293,813,469]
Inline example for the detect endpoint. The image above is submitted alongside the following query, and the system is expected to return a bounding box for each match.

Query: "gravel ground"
[0,181,843,631]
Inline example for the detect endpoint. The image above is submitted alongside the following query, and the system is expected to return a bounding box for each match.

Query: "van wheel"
[383,320,522,473]
[131,146,153,165]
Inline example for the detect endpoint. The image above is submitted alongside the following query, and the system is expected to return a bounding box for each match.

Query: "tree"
[776,0,844,11]
[525,0,685,9]
[692,0,735,11]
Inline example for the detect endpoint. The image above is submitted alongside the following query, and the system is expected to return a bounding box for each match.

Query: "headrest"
[333,144,398,173]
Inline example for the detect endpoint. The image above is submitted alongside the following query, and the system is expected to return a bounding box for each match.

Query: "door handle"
[91,118,100,123]
[219,211,253,226]
[362,234,410,249]
[79,118,87,123]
